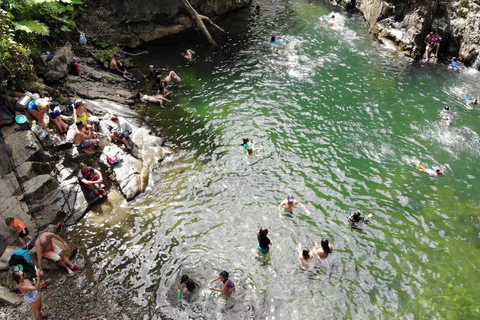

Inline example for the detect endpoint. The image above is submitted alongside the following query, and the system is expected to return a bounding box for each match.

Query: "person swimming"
[242,138,254,156]
[299,247,314,266]
[278,195,310,216]
[416,162,445,177]
[177,274,200,297]
[257,228,271,254]
[329,14,337,28]
[347,210,372,229]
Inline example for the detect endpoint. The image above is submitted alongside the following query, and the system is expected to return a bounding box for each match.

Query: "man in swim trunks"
[35,232,82,276]
[74,120,99,154]
[109,53,134,82]
[417,162,445,177]
[424,32,434,61]
[144,65,166,89]
[278,195,310,215]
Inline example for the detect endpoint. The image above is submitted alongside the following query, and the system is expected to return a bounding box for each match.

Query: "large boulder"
[43,43,74,82]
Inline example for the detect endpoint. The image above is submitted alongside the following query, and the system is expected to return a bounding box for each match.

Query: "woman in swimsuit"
[13,270,46,320]
[73,100,89,125]
[209,271,235,295]
[417,162,445,177]
[299,247,314,266]
[27,97,52,132]
[257,227,272,254]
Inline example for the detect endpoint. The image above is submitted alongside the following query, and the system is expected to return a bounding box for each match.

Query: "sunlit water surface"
[70,1,480,319]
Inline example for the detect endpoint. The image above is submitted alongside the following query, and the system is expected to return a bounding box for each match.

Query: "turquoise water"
[71,1,480,319]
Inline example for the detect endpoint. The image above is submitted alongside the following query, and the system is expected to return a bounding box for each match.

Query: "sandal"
[72,265,83,271]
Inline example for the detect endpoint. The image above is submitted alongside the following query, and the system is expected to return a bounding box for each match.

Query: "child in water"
[347,210,372,229]
[209,271,235,295]
[177,274,200,297]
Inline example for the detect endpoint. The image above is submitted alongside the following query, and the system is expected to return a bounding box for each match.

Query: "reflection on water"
[70,1,480,319]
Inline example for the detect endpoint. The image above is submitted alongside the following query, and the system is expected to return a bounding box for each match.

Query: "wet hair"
[136,93,142,100]
[444,106,450,111]
[219,271,229,279]
[331,14,335,19]
[321,239,331,254]
[181,274,189,283]
[436,169,442,173]
[5,217,14,225]
[302,248,310,259]
[12,272,22,284]
[185,279,196,290]
[257,228,268,241]
[271,36,276,43]
[255,5,260,10]
[242,138,250,145]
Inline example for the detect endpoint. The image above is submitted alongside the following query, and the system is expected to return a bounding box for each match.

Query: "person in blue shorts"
[448,57,461,71]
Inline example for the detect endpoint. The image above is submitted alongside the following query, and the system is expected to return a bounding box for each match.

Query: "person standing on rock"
[74,120,99,155]
[13,268,46,320]
[110,53,135,82]
[424,32,434,61]
[35,232,82,277]
[5,217,33,246]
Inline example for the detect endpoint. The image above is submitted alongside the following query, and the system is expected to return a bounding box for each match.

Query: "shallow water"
[71,1,480,319]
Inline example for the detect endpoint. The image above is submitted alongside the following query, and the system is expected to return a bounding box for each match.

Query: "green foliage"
[0,10,33,85]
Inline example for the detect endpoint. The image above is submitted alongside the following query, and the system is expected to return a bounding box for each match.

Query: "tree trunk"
[181,0,225,46]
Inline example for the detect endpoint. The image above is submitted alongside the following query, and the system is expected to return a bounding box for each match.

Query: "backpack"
[70,60,81,76]
[79,31,87,46]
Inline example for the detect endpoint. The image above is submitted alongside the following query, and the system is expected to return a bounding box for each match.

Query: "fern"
[13,20,49,35]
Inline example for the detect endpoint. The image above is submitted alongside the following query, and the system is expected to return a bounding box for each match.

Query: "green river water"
[70,1,480,319]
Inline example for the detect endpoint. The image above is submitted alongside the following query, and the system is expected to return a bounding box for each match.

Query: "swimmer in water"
[254,5,269,14]
[329,14,337,28]
[270,35,280,51]
[177,274,200,297]
[465,97,478,106]
[182,49,195,62]
[209,271,235,295]
[448,57,461,71]
[347,210,372,229]
[313,239,334,259]
[278,195,310,216]
[242,138,254,156]
[441,106,452,126]
[299,247,314,266]
[257,228,272,254]
[416,162,445,177]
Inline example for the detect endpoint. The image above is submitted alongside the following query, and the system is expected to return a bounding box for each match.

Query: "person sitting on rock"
[431,32,442,58]
[164,70,182,86]
[35,232,82,277]
[111,115,132,150]
[77,162,107,198]
[110,53,135,82]
[27,97,53,132]
[182,49,196,62]
[73,120,99,154]
[136,92,171,108]
[424,32,434,61]
[73,99,101,133]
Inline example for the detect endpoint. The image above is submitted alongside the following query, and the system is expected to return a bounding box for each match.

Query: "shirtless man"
[424,32,434,61]
[109,53,134,82]
[73,120,99,154]
[417,162,445,177]
[35,232,81,276]
[278,195,310,216]
[164,71,181,86]
[182,49,195,62]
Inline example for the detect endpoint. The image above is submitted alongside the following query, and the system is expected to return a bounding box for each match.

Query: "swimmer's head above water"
[302,248,311,260]
[287,195,294,204]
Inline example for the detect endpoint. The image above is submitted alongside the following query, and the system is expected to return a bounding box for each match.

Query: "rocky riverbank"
[340,0,480,65]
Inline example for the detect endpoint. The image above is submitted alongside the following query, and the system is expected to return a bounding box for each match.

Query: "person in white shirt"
[111,115,132,150]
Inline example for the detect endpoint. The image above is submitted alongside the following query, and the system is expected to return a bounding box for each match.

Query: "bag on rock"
[79,31,87,46]
[70,60,81,76]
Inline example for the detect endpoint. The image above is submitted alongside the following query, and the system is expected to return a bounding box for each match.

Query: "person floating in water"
[254,5,269,14]
[465,97,478,106]
[329,14,337,28]
[448,57,461,71]
[242,138,254,156]
[257,228,272,254]
[209,271,235,295]
[416,162,445,177]
[278,195,310,216]
[177,274,200,298]
[347,210,372,229]
[313,239,334,259]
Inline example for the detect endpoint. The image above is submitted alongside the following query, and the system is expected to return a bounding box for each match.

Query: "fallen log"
[181,0,225,46]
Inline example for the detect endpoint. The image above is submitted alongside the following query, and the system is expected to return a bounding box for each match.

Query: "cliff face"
[81,0,252,47]
[344,0,480,64]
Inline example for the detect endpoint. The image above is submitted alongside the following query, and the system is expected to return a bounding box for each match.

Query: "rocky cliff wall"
[343,0,480,65]
[81,0,252,47]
